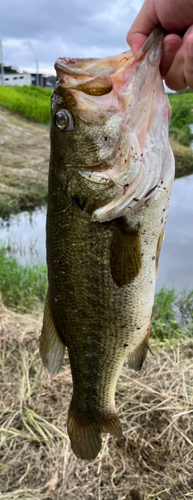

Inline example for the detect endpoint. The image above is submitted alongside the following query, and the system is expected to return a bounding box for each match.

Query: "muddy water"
[0,175,193,292]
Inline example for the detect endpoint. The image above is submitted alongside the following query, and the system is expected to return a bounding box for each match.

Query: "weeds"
[0,245,47,312]
[0,195,15,219]
[151,287,193,341]
[168,92,193,146]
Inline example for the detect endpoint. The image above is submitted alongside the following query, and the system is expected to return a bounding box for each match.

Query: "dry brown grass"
[1,301,193,500]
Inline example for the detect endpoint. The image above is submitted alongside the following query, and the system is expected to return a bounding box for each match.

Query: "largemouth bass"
[40,28,175,461]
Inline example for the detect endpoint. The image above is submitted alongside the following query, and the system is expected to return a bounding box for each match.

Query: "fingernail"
[187,40,193,57]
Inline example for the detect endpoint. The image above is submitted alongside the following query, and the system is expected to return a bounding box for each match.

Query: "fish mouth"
[55,28,165,91]
[55,29,172,223]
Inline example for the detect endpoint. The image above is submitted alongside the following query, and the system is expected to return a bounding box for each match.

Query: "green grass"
[168,92,193,146]
[151,287,193,341]
[0,85,52,124]
[0,245,47,312]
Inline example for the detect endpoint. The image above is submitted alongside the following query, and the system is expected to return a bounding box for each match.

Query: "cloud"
[0,0,143,75]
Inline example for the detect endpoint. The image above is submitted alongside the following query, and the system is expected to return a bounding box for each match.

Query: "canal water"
[0,175,193,292]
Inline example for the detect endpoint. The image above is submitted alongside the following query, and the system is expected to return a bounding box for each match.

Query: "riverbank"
[0,107,49,218]
[0,107,193,218]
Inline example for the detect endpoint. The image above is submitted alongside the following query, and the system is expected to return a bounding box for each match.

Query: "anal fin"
[40,289,65,375]
[127,327,150,371]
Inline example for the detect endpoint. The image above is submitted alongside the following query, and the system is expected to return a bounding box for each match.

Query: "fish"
[40,28,175,461]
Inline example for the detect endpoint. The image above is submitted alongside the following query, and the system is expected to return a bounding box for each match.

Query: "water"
[0,206,47,265]
[0,176,193,291]
[155,174,193,292]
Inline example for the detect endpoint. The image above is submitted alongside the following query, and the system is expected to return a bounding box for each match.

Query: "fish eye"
[54,109,74,131]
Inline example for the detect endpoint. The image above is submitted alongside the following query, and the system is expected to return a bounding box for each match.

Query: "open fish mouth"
[55,29,172,222]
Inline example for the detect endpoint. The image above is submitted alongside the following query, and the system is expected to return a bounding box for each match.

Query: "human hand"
[126,0,193,90]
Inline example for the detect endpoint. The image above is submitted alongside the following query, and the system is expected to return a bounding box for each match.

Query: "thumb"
[126,0,159,54]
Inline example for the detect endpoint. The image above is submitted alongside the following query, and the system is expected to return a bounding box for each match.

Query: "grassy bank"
[0,245,47,312]
[0,85,52,124]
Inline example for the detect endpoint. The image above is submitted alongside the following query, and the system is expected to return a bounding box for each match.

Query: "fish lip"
[55,58,96,78]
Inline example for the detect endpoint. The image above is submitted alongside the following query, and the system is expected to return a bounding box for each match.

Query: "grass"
[0,245,47,312]
[0,85,52,124]
[168,92,193,146]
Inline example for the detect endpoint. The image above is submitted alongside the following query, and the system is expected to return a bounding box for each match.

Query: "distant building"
[0,64,55,88]
[0,73,31,86]
[31,73,47,87]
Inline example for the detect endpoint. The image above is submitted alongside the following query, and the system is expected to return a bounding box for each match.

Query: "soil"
[0,106,193,218]
[0,107,49,217]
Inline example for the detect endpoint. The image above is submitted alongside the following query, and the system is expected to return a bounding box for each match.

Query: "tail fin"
[67,404,123,460]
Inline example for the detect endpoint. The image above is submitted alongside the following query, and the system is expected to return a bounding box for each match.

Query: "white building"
[0,73,31,86]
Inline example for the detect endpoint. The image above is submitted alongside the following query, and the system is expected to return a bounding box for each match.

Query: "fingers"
[160,34,183,78]
[127,33,148,56]
[163,26,193,90]
[185,33,193,87]
[126,0,159,53]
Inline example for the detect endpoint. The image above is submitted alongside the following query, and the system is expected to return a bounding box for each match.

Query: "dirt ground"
[1,301,193,500]
[0,107,49,216]
[0,106,193,218]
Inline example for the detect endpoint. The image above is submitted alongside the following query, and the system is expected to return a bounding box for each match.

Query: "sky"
[0,0,144,76]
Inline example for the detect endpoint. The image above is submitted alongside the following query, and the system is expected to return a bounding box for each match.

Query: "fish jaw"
[54,28,174,222]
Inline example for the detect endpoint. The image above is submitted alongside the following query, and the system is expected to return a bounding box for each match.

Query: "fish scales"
[40,28,175,460]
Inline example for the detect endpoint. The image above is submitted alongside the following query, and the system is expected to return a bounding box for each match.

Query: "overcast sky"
[0,0,144,76]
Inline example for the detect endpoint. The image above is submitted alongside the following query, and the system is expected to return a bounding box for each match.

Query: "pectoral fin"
[40,289,65,375]
[110,225,141,288]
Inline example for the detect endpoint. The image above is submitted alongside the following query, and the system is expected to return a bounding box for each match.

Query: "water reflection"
[0,175,193,292]
[156,174,193,291]
[0,206,47,265]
